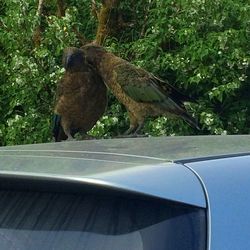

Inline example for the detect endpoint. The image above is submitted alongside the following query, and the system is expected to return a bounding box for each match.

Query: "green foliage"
[0,0,249,145]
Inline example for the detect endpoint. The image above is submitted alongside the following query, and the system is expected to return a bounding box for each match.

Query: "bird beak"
[64,53,72,70]
[65,55,70,69]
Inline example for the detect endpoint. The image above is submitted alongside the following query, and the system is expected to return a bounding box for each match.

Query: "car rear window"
[0,190,206,250]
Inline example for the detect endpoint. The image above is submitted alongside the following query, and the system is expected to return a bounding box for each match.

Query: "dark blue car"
[0,135,249,249]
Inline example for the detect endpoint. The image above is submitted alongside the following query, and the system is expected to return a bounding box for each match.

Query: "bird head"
[81,44,107,67]
[62,47,87,72]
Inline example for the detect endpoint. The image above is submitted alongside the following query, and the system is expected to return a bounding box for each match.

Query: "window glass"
[0,190,206,250]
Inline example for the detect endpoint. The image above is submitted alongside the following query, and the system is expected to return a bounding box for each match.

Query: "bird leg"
[123,112,138,135]
[127,121,148,138]
[133,121,145,135]
[122,117,147,138]
[60,119,75,141]
[123,124,137,135]
[65,132,74,141]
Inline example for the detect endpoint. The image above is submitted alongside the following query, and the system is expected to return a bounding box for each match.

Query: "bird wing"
[114,64,163,102]
[114,63,191,110]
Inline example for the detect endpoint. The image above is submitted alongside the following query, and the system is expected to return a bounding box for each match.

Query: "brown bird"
[53,47,107,141]
[81,44,199,135]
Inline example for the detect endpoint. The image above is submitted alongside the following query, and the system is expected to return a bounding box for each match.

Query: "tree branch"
[33,0,45,47]
[91,0,99,20]
[37,0,44,16]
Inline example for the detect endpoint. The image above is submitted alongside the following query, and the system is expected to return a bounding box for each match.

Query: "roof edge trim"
[174,152,250,164]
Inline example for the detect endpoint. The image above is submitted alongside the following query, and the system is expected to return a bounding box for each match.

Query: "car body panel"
[186,155,250,250]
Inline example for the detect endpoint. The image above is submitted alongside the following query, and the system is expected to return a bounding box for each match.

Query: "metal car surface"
[0,135,250,249]
[185,155,250,250]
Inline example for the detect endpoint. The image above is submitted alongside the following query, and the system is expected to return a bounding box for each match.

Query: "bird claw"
[66,137,76,141]
[81,134,95,140]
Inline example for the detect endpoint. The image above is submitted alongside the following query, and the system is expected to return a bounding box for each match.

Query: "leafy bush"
[0,0,249,145]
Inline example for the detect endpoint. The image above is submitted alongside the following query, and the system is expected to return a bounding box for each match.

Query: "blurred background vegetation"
[0,0,249,145]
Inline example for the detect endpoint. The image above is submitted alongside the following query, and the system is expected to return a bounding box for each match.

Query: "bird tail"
[52,114,64,142]
[181,112,201,130]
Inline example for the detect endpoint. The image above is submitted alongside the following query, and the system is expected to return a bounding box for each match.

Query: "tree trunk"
[56,0,66,17]
[93,0,120,45]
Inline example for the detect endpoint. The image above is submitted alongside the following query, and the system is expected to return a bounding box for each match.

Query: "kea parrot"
[53,47,107,141]
[81,44,200,135]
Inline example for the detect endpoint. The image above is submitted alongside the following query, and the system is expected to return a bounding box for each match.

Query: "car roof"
[1,134,249,161]
[0,135,249,208]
